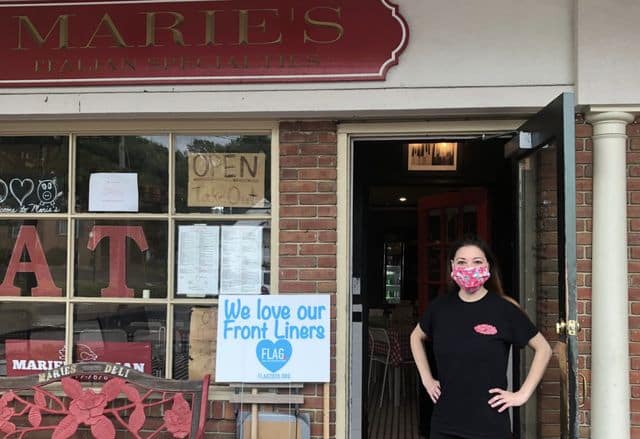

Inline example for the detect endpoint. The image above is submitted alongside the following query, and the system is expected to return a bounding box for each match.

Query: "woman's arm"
[410,324,441,403]
[488,332,552,412]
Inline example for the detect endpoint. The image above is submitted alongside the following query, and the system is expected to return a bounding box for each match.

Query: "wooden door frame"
[336,120,524,439]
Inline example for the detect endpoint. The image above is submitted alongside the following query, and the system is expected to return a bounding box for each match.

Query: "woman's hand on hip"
[422,376,441,403]
[487,388,528,412]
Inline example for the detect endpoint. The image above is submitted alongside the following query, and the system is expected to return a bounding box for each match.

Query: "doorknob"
[556,320,566,335]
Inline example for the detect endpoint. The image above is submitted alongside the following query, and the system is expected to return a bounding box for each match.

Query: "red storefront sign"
[0,0,408,86]
[5,339,152,376]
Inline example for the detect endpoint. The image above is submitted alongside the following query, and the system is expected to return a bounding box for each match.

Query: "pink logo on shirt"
[474,324,498,335]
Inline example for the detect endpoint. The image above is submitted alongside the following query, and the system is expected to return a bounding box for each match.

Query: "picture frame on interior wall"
[407,142,457,171]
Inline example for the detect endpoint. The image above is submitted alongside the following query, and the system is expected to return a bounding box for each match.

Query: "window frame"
[0,120,279,393]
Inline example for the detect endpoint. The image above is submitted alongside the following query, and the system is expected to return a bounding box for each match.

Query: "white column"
[587,111,635,439]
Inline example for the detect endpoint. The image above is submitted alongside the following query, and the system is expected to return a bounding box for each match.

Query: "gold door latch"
[556,319,581,336]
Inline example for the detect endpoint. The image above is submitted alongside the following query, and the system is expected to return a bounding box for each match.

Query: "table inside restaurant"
[369,325,414,406]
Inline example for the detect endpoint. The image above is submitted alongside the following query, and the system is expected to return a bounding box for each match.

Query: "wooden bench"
[0,362,210,439]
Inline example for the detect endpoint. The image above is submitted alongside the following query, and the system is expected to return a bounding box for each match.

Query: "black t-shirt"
[419,291,538,439]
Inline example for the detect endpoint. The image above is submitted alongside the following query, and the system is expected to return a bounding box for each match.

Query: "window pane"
[427,210,441,243]
[0,220,67,297]
[173,305,217,380]
[446,208,458,242]
[75,135,169,213]
[75,220,167,298]
[0,303,66,377]
[175,220,271,297]
[175,135,271,214]
[0,136,68,213]
[462,206,477,235]
[73,303,166,377]
[427,247,441,282]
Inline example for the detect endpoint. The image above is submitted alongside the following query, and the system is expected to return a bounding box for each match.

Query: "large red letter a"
[0,225,62,296]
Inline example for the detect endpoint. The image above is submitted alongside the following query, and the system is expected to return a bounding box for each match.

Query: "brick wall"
[572,115,640,438]
[628,117,640,439]
[203,401,237,438]
[279,121,338,439]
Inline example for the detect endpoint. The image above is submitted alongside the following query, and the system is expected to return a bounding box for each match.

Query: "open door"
[510,93,578,438]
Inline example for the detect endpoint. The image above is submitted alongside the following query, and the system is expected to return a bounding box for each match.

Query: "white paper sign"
[88,173,139,212]
[177,225,220,297]
[220,225,262,294]
[215,295,330,383]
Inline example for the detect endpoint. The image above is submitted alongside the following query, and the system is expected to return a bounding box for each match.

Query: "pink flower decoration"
[69,389,107,426]
[0,406,16,434]
[163,393,192,438]
[474,324,498,335]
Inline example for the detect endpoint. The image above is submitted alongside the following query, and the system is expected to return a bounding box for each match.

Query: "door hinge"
[504,131,533,157]
[556,319,581,336]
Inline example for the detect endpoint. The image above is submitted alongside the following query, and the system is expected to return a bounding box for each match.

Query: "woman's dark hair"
[447,237,505,297]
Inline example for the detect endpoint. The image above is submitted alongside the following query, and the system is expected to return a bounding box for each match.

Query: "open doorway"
[351,136,519,438]
[345,95,577,439]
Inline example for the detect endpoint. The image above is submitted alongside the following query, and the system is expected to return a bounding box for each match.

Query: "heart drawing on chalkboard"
[256,339,292,373]
[10,178,34,206]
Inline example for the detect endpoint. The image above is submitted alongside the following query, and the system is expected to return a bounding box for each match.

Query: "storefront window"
[73,304,166,377]
[175,135,271,214]
[0,220,67,297]
[0,130,273,380]
[74,220,168,298]
[0,137,68,213]
[173,305,216,380]
[0,303,66,377]
[75,135,169,213]
[174,220,271,298]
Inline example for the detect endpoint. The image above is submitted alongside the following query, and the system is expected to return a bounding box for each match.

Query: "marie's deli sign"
[5,340,152,377]
[0,0,408,86]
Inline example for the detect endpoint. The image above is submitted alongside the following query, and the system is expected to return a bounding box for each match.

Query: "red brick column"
[279,121,337,439]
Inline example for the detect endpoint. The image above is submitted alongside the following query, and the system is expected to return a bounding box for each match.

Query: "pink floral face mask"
[451,265,490,293]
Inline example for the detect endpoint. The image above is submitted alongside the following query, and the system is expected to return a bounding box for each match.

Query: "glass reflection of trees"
[76,136,169,213]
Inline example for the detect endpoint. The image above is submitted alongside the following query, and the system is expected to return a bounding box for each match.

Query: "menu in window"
[220,225,262,294]
[177,225,220,296]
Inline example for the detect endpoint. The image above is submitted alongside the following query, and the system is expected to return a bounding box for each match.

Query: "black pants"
[429,433,465,439]
[429,432,511,439]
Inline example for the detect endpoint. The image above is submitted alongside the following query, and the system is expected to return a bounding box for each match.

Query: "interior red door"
[417,187,489,314]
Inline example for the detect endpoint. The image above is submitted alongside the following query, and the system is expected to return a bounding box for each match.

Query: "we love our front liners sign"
[0,0,408,86]
[216,294,330,383]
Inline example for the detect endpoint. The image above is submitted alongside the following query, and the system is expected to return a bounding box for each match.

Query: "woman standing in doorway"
[410,238,552,439]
